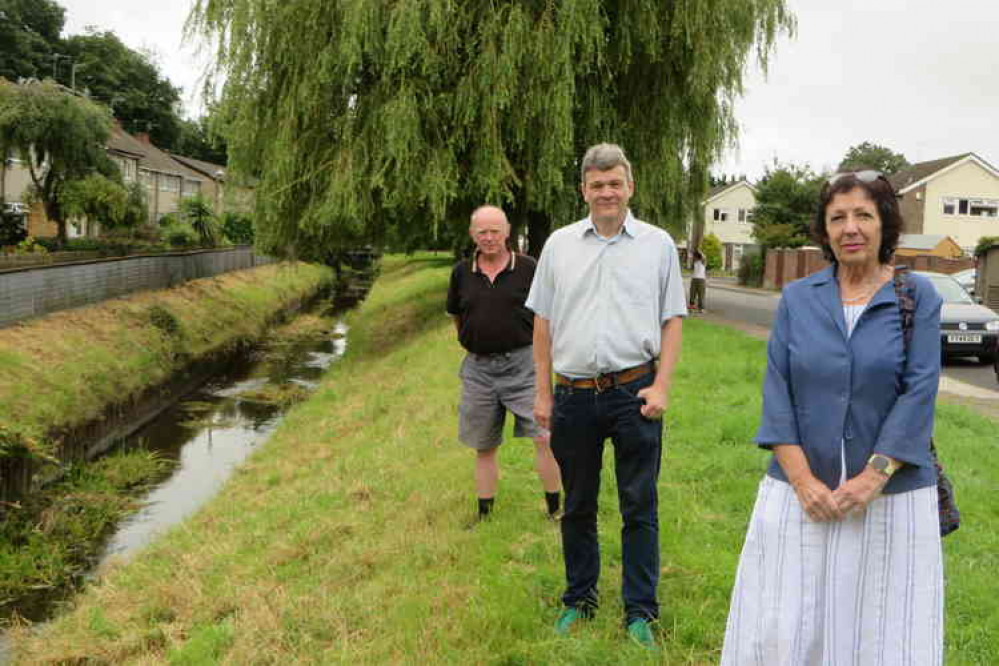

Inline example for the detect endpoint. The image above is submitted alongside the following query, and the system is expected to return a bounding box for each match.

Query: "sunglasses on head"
[826,170,885,186]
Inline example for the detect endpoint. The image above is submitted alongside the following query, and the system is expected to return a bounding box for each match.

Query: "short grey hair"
[469,204,509,228]
[580,143,633,183]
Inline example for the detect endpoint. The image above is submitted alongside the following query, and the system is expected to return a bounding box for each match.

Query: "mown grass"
[8,253,997,664]
[0,262,333,626]
[0,262,333,456]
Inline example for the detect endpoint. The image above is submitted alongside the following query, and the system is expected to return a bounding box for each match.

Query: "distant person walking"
[689,250,707,313]
[721,170,944,664]
[446,205,562,526]
[528,143,687,651]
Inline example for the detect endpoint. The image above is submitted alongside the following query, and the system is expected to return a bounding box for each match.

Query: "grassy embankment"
[0,262,333,617]
[9,254,997,664]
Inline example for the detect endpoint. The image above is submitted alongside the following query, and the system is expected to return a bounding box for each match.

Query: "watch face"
[872,456,888,472]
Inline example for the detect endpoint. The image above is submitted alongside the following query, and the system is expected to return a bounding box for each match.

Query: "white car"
[951,267,976,296]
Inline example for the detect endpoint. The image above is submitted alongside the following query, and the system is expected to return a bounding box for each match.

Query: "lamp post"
[70,62,87,90]
[51,53,70,80]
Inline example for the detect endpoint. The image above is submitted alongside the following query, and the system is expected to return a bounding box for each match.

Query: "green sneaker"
[554,607,586,635]
[626,618,658,651]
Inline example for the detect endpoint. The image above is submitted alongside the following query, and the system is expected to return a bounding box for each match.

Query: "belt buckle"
[594,373,612,393]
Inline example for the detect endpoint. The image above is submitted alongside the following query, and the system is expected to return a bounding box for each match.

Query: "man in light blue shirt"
[527,143,686,650]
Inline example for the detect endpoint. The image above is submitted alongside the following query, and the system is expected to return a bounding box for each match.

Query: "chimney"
[136,132,151,145]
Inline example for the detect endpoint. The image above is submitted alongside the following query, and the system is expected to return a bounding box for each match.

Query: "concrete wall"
[978,246,999,311]
[0,247,272,328]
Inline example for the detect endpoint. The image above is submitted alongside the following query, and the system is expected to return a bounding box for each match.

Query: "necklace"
[839,266,890,304]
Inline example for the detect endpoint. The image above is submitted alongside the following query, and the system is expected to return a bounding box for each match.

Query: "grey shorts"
[458,346,546,450]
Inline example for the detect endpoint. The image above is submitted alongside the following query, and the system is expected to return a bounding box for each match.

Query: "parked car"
[951,267,977,296]
[914,271,999,363]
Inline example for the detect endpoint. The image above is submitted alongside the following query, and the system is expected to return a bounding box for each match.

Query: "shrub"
[701,233,723,271]
[737,252,765,287]
[220,212,254,245]
[974,236,999,257]
[179,195,218,246]
[14,236,48,255]
[0,211,28,248]
[162,222,199,248]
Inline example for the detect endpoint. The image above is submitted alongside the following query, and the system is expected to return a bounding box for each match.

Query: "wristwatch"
[868,454,901,478]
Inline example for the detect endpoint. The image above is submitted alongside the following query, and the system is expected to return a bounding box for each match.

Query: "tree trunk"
[527,210,550,259]
[44,200,67,248]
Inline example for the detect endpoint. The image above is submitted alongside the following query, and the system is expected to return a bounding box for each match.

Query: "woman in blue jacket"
[721,171,944,665]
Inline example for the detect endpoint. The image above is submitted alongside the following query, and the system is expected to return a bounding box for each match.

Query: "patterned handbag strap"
[892,267,916,353]
[893,267,945,463]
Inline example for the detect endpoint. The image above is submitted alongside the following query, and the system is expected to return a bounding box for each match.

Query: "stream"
[0,313,348,660]
[96,319,348,570]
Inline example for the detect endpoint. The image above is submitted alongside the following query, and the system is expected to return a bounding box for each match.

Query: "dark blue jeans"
[550,372,663,622]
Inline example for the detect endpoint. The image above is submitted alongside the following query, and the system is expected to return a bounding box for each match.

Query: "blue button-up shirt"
[757,266,942,494]
[525,211,687,378]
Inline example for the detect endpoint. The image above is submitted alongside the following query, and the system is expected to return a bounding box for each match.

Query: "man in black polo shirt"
[446,205,561,524]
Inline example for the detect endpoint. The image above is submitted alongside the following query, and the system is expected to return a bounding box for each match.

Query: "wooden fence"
[763,247,975,290]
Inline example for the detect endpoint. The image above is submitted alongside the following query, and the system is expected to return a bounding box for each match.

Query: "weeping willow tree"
[188,0,794,261]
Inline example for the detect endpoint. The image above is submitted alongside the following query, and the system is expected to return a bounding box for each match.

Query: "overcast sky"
[59,0,998,180]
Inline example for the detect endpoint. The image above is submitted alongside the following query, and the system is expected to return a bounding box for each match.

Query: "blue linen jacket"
[756,266,942,494]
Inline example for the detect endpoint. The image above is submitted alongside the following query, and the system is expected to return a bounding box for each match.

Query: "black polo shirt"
[446,251,536,354]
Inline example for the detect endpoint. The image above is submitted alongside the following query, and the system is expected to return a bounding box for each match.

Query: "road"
[696,279,999,397]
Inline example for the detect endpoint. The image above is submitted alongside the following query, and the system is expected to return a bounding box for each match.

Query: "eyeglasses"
[826,170,884,186]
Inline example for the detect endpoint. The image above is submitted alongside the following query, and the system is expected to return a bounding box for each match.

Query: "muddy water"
[96,321,348,568]
[1,317,347,665]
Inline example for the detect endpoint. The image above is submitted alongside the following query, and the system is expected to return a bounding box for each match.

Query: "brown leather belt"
[555,362,655,392]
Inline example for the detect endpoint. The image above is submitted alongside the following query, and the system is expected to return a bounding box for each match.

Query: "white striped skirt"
[721,476,944,666]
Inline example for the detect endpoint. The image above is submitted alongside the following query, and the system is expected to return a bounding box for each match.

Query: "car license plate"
[947,334,982,343]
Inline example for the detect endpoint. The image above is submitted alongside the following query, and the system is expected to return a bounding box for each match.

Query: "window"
[738,208,754,223]
[969,199,998,217]
[713,208,729,222]
[112,156,137,182]
[160,176,180,193]
[943,196,999,217]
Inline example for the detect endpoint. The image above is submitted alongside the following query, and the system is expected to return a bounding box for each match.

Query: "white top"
[525,210,688,378]
[843,302,866,337]
[692,259,707,280]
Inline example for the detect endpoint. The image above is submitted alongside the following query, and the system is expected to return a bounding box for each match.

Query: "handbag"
[893,268,961,537]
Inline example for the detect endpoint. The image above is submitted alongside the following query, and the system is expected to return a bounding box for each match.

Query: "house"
[2,147,65,239]
[895,233,964,259]
[168,154,255,217]
[108,124,206,227]
[690,180,758,271]
[2,125,208,240]
[1,150,36,235]
[889,153,999,254]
